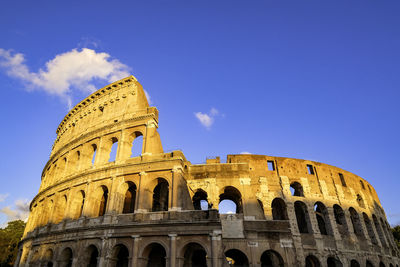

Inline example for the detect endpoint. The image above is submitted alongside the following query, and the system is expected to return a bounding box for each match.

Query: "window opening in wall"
[260,250,284,267]
[225,249,249,267]
[183,243,207,267]
[91,144,97,165]
[79,191,85,218]
[360,180,365,190]
[307,164,315,175]
[339,173,346,187]
[333,204,348,235]
[146,243,166,267]
[271,198,288,220]
[305,255,321,267]
[131,132,143,158]
[152,179,169,212]
[267,160,275,171]
[113,244,129,267]
[99,187,108,216]
[290,182,304,197]
[109,138,118,162]
[327,257,342,267]
[314,202,330,235]
[123,183,137,214]
[366,261,374,267]
[294,201,311,234]
[219,186,243,214]
[192,189,209,210]
[350,260,360,267]
[349,207,363,236]
[363,213,378,244]
[368,185,372,193]
[356,194,365,209]
[373,214,387,247]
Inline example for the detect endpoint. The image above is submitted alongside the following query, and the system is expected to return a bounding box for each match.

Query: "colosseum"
[16,76,399,267]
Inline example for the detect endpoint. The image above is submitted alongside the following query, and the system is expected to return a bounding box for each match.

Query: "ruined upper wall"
[51,76,153,157]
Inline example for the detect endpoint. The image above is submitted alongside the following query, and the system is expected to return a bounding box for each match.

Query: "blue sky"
[0,0,399,226]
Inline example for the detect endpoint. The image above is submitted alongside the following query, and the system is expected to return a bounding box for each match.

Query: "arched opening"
[84,245,99,267]
[363,213,377,244]
[290,182,304,197]
[224,249,249,267]
[75,151,80,170]
[91,144,97,165]
[380,262,386,267]
[356,194,365,208]
[333,204,348,235]
[59,248,73,267]
[109,137,118,162]
[111,244,129,267]
[294,201,311,233]
[373,214,387,247]
[366,260,374,267]
[131,132,143,157]
[327,257,343,267]
[219,186,243,214]
[349,207,363,237]
[98,186,108,216]
[314,202,332,235]
[29,251,39,267]
[380,217,391,245]
[69,190,85,219]
[350,260,360,267]
[143,243,166,267]
[260,250,284,267]
[271,198,288,220]
[305,255,321,267]
[43,249,53,267]
[192,189,209,210]
[123,182,137,214]
[152,178,169,212]
[182,242,207,267]
[219,200,237,214]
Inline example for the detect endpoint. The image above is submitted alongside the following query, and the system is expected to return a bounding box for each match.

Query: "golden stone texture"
[16,76,399,267]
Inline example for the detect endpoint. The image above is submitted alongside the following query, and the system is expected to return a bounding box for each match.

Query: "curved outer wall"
[16,76,399,267]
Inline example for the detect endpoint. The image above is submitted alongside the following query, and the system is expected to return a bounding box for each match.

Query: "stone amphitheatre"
[16,76,399,267]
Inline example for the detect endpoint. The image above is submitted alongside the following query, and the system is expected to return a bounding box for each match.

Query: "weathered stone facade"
[16,76,400,267]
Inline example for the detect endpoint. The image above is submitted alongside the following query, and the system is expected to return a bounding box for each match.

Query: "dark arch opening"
[349,207,363,236]
[225,249,249,267]
[219,186,243,214]
[192,189,209,210]
[333,204,348,235]
[131,132,143,157]
[111,244,129,267]
[290,182,304,197]
[183,242,207,267]
[145,243,166,267]
[99,186,109,216]
[123,182,137,214]
[350,260,360,267]
[260,250,284,267]
[59,248,73,267]
[380,262,386,267]
[314,202,331,235]
[271,198,288,220]
[152,179,169,212]
[86,245,98,267]
[294,201,311,233]
[366,260,374,267]
[305,255,320,267]
[109,137,118,162]
[373,214,387,247]
[43,249,53,267]
[91,144,97,165]
[363,213,377,244]
[327,257,343,267]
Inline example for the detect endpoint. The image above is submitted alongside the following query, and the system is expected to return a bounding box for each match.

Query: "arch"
[43,249,54,267]
[142,242,166,267]
[182,242,207,267]
[219,186,243,214]
[59,247,73,267]
[327,257,343,267]
[97,185,109,216]
[290,182,304,197]
[69,190,85,219]
[109,137,118,162]
[380,262,386,267]
[82,245,99,267]
[294,201,311,233]
[380,217,391,246]
[366,260,374,267]
[363,213,377,244]
[91,144,97,165]
[260,249,284,267]
[314,202,332,235]
[350,260,360,267]
[192,189,209,210]
[357,194,365,208]
[333,204,348,235]
[224,249,249,266]
[122,181,137,213]
[271,198,288,220]
[305,255,321,267]
[110,244,129,267]
[131,131,143,157]
[349,207,363,236]
[152,178,169,212]
[29,250,39,267]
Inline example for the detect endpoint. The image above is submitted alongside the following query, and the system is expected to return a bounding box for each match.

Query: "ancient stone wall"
[16,77,399,267]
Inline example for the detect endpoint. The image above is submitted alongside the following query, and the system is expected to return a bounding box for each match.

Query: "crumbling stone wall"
[16,77,399,267]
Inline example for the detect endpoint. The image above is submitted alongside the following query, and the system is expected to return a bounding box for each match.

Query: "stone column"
[135,172,147,213]
[116,130,130,162]
[171,167,183,211]
[131,235,140,267]
[326,206,343,247]
[169,234,177,267]
[286,201,305,266]
[210,230,222,267]
[98,237,109,267]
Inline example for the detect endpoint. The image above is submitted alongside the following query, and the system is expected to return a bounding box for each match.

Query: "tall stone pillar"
[135,172,147,213]
[168,234,177,267]
[210,230,222,267]
[116,130,130,162]
[171,167,183,211]
[98,237,109,267]
[131,235,140,267]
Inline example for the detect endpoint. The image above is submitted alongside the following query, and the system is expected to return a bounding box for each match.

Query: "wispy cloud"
[0,198,30,223]
[195,108,219,129]
[240,152,252,155]
[0,48,131,109]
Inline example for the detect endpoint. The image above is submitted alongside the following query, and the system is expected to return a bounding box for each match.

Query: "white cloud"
[0,198,30,223]
[195,108,219,129]
[240,151,252,155]
[0,48,131,109]
[0,193,9,202]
